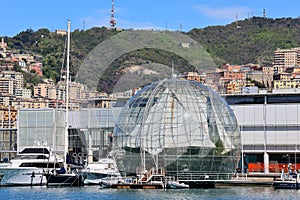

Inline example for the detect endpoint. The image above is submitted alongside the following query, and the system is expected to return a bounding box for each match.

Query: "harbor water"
[0,186,299,200]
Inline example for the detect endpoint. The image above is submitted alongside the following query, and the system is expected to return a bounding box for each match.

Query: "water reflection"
[0,186,299,200]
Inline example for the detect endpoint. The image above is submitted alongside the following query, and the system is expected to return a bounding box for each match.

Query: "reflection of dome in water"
[113,78,240,178]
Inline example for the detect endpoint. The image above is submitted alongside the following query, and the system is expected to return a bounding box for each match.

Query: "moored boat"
[99,176,123,188]
[43,20,84,188]
[167,180,189,189]
[82,157,122,185]
[273,172,300,189]
[273,179,299,189]
[0,146,63,186]
[43,169,84,187]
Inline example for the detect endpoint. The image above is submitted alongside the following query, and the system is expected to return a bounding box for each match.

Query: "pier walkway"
[176,172,279,188]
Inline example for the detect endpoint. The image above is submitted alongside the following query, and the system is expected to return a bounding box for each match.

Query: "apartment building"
[182,72,205,83]
[0,71,24,89]
[273,79,300,89]
[15,88,32,99]
[262,66,285,75]
[273,47,300,67]
[226,80,254,94]
[69,81,83,101]
[224,71,246,80]
[273,72,292,81]
[34,83,52,98]
[0,105,17,128]
[12,98,49,109]
[0,77,16,96]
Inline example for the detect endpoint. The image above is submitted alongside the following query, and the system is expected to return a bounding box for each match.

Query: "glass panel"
[113,78,241,178]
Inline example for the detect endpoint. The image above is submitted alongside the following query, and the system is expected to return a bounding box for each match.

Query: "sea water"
[0,186,299,200]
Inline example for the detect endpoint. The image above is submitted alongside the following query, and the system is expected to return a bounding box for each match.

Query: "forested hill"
[188,17,300,66]
[3,17,300,92]
[5,27,118,83]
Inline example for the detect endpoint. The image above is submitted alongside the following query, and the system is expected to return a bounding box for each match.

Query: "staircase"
[139,167,165,183]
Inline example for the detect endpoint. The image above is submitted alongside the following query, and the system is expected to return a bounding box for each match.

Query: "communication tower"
[235,12,238,28]
[110,0,116,28]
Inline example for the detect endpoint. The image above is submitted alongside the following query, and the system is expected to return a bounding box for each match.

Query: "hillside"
[188,17,300,65]
[4,17,300,93]
[5,27,118,83]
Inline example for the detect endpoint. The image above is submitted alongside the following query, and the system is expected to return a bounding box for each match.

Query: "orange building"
[223,71,246,80]
[29,64,43,76]
[226,64,243,72]
[183,72,205,83]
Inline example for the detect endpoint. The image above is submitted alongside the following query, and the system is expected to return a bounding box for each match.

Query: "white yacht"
[0,146,63,186]
[83,157,123,185]
[167,180,189,189]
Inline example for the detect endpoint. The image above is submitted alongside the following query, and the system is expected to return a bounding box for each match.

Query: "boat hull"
[44,173,84,187]
[84,172,123,185]
[83,172,110,185]
[167,181,189,189]
[273,181,299,189]
[0,167,46,186]
[82,159,122,185]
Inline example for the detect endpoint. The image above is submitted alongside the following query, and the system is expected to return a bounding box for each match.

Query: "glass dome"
[113,78,240,179]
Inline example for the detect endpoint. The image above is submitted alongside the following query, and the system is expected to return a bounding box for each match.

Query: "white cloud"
[194,5,251,21]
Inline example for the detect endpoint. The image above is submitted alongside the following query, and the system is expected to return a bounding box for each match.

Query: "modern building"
[12,107,120,164]
[4,80,300,178]
[224,93,300,174]
[113,78,240,179]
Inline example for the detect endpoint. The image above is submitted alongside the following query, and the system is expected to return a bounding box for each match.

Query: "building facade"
[273,48,300,67]
[224,93,300,173]
[3,91,300,176]
[1,71,24,89]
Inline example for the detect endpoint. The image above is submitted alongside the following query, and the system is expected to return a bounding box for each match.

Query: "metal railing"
[176,172,233,181]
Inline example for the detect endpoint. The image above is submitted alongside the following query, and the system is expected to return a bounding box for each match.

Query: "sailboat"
[43,20,84,187]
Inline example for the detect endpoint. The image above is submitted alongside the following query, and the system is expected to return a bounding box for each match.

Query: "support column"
[88,130,93,164]
[264,152,269,173]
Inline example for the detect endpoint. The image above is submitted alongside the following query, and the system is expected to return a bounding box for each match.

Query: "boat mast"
[64,20,71,167]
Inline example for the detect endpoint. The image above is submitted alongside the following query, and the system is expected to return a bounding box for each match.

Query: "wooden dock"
[101,172,280,189]
[177,173,278,188]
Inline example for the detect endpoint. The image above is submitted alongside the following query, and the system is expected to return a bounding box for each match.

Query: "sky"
[1,0,300,36]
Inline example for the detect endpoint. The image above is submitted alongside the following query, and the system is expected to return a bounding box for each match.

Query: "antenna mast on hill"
[110,0,116,28]
[263,9,266,18]
[235,12,238,28]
